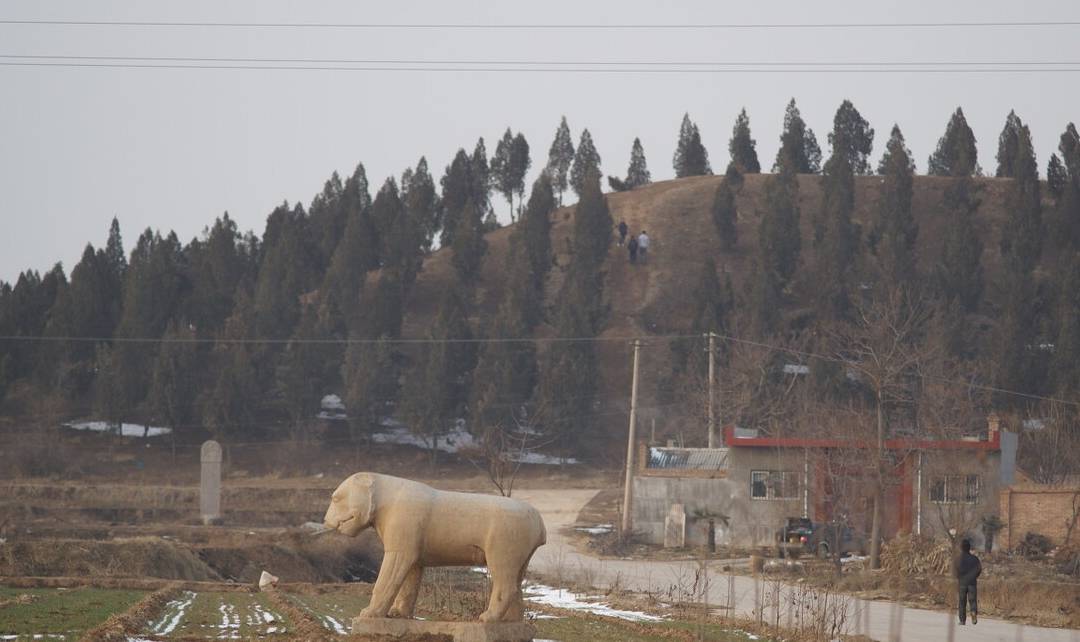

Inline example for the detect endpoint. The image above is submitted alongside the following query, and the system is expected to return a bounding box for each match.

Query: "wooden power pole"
[707,332,716,448]
[622,339,642,536]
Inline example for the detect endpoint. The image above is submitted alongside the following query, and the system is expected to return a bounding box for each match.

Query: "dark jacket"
[955,551,982,586]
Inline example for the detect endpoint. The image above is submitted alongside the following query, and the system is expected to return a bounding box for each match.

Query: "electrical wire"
[4,54,1080,67]
[0,333,686,345]
[2,19,1078,29]
[3,61,1080,73]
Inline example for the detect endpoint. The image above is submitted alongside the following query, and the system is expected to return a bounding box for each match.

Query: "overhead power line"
[4,60,1080,73]
[0,333,689,345]
[4,54,1080,67]
[2,19,1079,29]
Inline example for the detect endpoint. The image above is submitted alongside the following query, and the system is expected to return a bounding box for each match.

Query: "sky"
[2,0,1079,281]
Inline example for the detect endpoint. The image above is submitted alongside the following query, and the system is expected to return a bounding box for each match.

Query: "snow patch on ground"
[322,614,348,635]
[524,583,662,622]
[149,590,195,635]
[62,420,171,437]
[372,422,579,465]
[575,524,614,535]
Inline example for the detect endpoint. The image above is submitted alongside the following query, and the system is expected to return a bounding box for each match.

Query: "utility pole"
[706,332,716,448]
[622,339,642,536]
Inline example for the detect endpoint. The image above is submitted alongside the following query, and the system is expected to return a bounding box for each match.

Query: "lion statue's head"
[324,473,375,537]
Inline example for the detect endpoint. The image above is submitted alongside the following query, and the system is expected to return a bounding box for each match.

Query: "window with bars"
[929,474,980,504]
[750,470,801,500]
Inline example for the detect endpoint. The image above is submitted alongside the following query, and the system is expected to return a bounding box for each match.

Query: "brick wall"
[1000,486,1080,549]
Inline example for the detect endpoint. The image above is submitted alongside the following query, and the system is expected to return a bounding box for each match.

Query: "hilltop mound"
[397,173,1040,460]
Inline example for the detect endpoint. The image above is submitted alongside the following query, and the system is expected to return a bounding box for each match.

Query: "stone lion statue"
[324,472,547,622]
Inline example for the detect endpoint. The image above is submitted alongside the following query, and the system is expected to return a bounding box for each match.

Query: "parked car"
[775,517,867,559]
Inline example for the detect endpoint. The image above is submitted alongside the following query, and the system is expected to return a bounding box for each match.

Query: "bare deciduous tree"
[831,289,934,568]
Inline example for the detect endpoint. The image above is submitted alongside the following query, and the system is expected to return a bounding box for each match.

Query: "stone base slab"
[349,617,536,642]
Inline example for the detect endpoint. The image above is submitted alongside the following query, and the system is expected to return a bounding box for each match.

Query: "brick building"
[631,419,1014,548]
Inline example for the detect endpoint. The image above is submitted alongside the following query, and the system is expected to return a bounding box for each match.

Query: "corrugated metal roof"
[646,447,728,470]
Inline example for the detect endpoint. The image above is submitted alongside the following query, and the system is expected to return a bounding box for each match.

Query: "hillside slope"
[398,173,1043,460]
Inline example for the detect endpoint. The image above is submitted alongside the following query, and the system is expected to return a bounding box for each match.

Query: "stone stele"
[323,472,547,628]
[199,440,223,525]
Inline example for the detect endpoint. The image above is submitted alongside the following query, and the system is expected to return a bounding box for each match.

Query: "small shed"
[632,445,736,547]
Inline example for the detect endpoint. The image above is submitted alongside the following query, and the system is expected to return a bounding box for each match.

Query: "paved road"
[517,488,1080,642]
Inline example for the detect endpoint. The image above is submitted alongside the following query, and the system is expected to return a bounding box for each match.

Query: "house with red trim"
[630,416,1014,548]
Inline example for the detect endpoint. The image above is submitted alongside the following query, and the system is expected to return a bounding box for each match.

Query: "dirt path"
[518,488,1080,642]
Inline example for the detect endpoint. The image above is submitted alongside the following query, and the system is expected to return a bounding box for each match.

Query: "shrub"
[1018,532,1054,559]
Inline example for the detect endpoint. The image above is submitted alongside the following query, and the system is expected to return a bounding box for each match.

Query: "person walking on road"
[617,220,628,246]
[955,538,982,625]
[627,235,639,264]
[637,230,651,263]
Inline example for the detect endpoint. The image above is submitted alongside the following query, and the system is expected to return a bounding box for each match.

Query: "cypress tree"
[471,137,491,207]
[712,177,738,251]
[546,116,574,206]
[569,129,601,198]
[521,175,556,326]
[65,244,116,359]
[492,129,516,218]
[729,108,761,174]
[827,99,874,175]
[674,113,712,177]
[377,177,425,289]
[403,158,438,251]
[115,230,189,406]
[470,238,539,432]
[254,204,317,340]
[342,335,397,440]
[746,259,781,338]
[93,344,126,434]
[1052,252,1080,395]
[510,133,531,217]
[363,270,405,339]
[773,99,822,174]
[999,123,1042,274]
[928,108,979,177]
[535,170,611,450]
[492,129,531,222]
[104,216,127,288]
[816,151,858,320]
[201,293,258,440]
[439,149,475,246]
[150,321,198,441]
[275,305,333,441]
[935,178,984,311]
[1048,154,1067,200]
[759,158,802,288]
[1062,123,1080,178]
[307,172,346,271]
[994,268,1044,401]
[569,169,614,291]
[873,125,918,288]
[323,168,379,328]
[671,259,734,373]
[451,198,488,285]
[625,138,651,189]
[186,213,244,333]
[996,110,1023,178]
[402,284,477,457]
